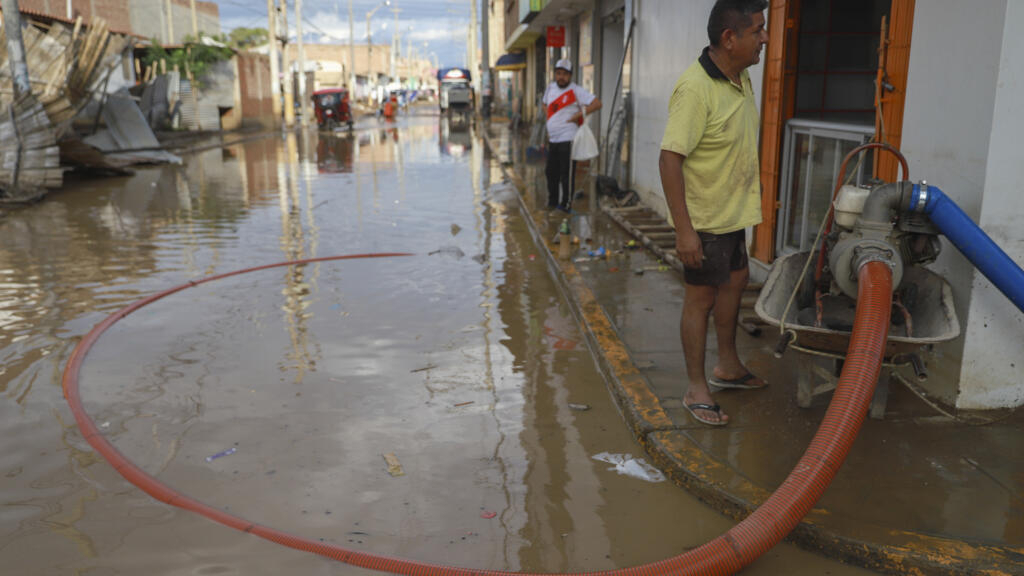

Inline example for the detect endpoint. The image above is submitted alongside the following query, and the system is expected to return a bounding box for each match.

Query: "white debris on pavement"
[592,452,666,483]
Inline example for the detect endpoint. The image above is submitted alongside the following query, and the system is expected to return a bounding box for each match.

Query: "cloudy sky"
[215,0,472,68]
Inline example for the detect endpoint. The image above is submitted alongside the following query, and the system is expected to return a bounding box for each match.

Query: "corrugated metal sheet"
[197,103,221,131]
[177,77,198,130]
[174,76,223,131]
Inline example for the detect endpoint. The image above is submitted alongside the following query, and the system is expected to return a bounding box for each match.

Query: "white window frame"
[777,118,875,255]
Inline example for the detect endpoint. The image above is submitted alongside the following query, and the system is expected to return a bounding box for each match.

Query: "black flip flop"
[684,402,728,426]
[708,372,767,390]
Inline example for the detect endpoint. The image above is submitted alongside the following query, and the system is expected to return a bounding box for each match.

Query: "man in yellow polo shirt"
[659,0,769,426]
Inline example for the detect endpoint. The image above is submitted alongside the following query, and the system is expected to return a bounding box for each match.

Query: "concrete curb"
[479,126,1023,576]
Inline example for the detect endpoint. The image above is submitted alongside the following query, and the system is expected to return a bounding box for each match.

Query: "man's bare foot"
[684,386,729,425]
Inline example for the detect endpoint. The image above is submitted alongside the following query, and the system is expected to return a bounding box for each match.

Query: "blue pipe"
[910,183,1024,313]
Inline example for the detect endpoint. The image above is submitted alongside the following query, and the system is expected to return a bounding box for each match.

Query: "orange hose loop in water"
[63,254,893,576]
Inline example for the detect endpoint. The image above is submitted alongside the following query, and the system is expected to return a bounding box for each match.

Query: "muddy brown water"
[0,116,872,574]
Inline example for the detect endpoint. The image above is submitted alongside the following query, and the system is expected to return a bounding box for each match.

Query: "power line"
[218,0,268,17]
[216,0,466,20]
[223,15,268,33]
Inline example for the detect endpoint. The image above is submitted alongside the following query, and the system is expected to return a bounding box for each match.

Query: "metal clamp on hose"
[910,180,930,213]
[852,245,898,275]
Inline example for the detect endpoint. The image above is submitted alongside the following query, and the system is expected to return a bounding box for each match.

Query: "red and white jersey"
[543,82,596,144]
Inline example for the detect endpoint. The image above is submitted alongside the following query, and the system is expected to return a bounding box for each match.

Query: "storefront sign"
[547,26,566,48]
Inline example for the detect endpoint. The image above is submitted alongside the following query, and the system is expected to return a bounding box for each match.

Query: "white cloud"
[220,5,471,69]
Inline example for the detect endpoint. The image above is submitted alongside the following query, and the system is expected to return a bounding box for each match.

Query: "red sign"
[547,26,566,48]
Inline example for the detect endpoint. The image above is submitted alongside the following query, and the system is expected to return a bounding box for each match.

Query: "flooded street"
[1,113,871,575]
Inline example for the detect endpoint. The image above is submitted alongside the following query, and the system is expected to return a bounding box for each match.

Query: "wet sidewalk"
[483,122,1024,575]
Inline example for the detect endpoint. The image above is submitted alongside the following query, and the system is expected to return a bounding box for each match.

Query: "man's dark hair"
[707,0,768,46]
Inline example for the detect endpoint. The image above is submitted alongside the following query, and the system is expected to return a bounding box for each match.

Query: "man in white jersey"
[543,59,602,212]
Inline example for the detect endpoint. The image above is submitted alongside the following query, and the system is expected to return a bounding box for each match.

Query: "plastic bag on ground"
[592,452,666,483]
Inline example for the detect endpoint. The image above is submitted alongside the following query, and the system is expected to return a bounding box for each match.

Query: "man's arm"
[569,96,602,123]
[659,149,703,268]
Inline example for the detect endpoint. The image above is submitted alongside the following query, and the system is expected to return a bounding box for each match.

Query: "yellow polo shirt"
[660,48,762,234]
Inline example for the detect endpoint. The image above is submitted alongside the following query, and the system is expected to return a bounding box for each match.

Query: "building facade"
[501,0,1024,410]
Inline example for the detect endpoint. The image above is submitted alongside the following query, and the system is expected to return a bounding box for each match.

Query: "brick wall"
[17,0,133,33]
[236,52,274,129]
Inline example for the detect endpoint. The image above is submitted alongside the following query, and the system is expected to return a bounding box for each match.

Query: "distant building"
[278,43,434,100]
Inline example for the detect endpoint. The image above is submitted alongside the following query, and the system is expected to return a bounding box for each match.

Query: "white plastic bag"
[571,109,599,161]
[592,452,666,483]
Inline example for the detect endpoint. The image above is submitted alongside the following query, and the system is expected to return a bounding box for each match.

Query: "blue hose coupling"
[909,181,931,213]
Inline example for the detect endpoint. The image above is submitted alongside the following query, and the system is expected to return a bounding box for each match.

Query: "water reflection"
[315,133,355,174]
[439,116,473,158]
[276,131,319,384]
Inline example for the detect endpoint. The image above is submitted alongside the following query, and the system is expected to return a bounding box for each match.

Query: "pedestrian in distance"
[543,59,602,213]
[659,0,770,426]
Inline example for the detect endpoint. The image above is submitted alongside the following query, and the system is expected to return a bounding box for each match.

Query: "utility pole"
[480,0,490,117]
[281,0,295,126]
[348,0,356,91]
[296,0,310,125]
[164,0,174,44]
[366,16,373,99]
[267,0,283,124]
[366,0,390,104]
[469,0,478,106]
[1,0,30,96]
[190,0,199,38]
[390,7,401,87]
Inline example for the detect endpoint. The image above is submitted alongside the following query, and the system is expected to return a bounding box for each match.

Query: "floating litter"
[205,447,237,463]
[592,452,665,483]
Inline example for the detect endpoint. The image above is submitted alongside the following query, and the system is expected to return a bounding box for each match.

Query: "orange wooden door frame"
[753,0,799,263]
[753,0,915,263]
[876,0,915,182]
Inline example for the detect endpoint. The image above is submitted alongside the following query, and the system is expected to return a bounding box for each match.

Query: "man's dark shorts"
[683,229,748,286]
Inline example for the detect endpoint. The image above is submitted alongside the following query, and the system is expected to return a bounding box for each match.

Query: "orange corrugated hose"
[63,255,893,576]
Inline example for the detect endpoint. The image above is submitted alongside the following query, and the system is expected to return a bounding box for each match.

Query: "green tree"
[143,34,234,87]
[228,27,269,50]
